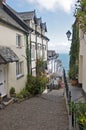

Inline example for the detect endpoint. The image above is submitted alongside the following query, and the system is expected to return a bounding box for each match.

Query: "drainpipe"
[29,32,32,75]
[35,26,37,75]
[26,33,29,75]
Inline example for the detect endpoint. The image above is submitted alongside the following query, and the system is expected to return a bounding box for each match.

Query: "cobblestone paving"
[0,89,69,130]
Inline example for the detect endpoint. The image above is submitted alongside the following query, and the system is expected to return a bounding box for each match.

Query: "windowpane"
[16,34,22,47]
[31,44,35,59]
[16,61,23,77]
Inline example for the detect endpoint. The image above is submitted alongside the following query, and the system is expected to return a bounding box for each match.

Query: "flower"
[75,102,86,128]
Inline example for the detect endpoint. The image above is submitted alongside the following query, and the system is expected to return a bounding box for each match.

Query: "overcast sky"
[7,0,76,53]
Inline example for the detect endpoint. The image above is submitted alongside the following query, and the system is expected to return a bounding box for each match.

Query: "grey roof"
[48,50,56,57]
[0,46,19,63]
[41,22,47,32]
[18,11,47,32]
[18,10,36,21]
[36,17,42,26]
[0,5,27,32]
[2,3,33,32]
[47,50,58,60]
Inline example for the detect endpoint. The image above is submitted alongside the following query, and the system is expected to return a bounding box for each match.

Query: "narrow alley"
[0,89,69,130]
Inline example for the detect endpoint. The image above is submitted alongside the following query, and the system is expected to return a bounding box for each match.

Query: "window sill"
[16,74,24,80]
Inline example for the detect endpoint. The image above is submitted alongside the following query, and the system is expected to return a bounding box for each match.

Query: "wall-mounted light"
[66,30,72,41]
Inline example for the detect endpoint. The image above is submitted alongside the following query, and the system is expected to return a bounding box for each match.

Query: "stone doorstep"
[2,98,14,106]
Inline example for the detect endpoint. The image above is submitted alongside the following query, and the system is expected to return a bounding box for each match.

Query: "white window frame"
[16,61,24,78]
[16,34,25,47]
[31,44,35,60]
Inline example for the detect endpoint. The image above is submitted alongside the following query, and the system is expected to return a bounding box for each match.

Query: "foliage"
[16,88,31,99]
[16,74,48,100]
[70,101,86,128]
[69,21,79,80]
[76,102,86,128]
[26,75,48,95]
[10,87,15,94]
[76,0,86,32]
[69,64,78,80]
[36,58,47,76]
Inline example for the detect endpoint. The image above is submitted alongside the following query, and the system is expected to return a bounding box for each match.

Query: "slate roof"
[0,46,19,63]
[18,11,47,32]
[0,4,28,32]
[18,10,36,21]
[36,17,42,26]
[41,22,47,32]
[47,50,58,60]
[0,2,49,40]
[1,3,33,32]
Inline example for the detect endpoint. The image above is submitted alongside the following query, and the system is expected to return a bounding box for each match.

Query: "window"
[31,44,35,59]
[37,44,42,59]
[16,61,24,78]
[16,34,26,47]
[43,46,45,59]
[32,69,36,77]
[16,34,21,47]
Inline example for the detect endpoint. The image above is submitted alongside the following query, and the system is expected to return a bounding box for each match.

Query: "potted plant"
[10,87,16,97]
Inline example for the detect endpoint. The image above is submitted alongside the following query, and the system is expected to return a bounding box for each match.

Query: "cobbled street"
[0,89,69,130]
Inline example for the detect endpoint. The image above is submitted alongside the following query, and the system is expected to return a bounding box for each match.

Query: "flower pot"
[71,79,78,86]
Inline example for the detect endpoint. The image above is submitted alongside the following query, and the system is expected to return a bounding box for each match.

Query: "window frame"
[16,61,24,79]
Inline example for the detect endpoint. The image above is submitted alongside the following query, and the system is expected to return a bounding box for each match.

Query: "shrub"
[70,101,86,129]
[16,88,31,99]
[10,87,15,94]
[69,64,78,80]
[16,93,24,99]
[26,75,48,95]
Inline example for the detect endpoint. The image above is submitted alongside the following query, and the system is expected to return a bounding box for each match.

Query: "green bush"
[10,87,15,94]
[26,75,48,95]
[69,64,78,80]
[16,88,31,99]
[16,93,24,99]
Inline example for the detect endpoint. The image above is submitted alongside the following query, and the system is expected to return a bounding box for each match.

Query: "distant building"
[47,50,59,73]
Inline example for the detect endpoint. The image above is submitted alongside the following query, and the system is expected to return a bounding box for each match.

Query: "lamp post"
[66,30,72,41]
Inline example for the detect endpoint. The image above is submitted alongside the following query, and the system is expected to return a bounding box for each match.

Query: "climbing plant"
[76,0,86,32]
[69,20,79,80]
[36,58,47,76]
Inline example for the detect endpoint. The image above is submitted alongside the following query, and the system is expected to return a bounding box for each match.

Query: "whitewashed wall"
[0,23,27,94]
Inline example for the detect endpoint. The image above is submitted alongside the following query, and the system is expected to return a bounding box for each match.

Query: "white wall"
[0,23,27,94]
[79,29,86,92]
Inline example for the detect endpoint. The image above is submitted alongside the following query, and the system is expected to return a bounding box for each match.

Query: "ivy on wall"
[77,0,86,32]
[69,21,79,79]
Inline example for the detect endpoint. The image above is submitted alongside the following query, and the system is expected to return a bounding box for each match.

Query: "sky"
[6,0,77,54]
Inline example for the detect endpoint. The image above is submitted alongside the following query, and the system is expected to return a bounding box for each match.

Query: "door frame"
[0,65,7,97]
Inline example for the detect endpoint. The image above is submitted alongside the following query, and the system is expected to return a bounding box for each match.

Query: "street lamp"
[66,30,72,41]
